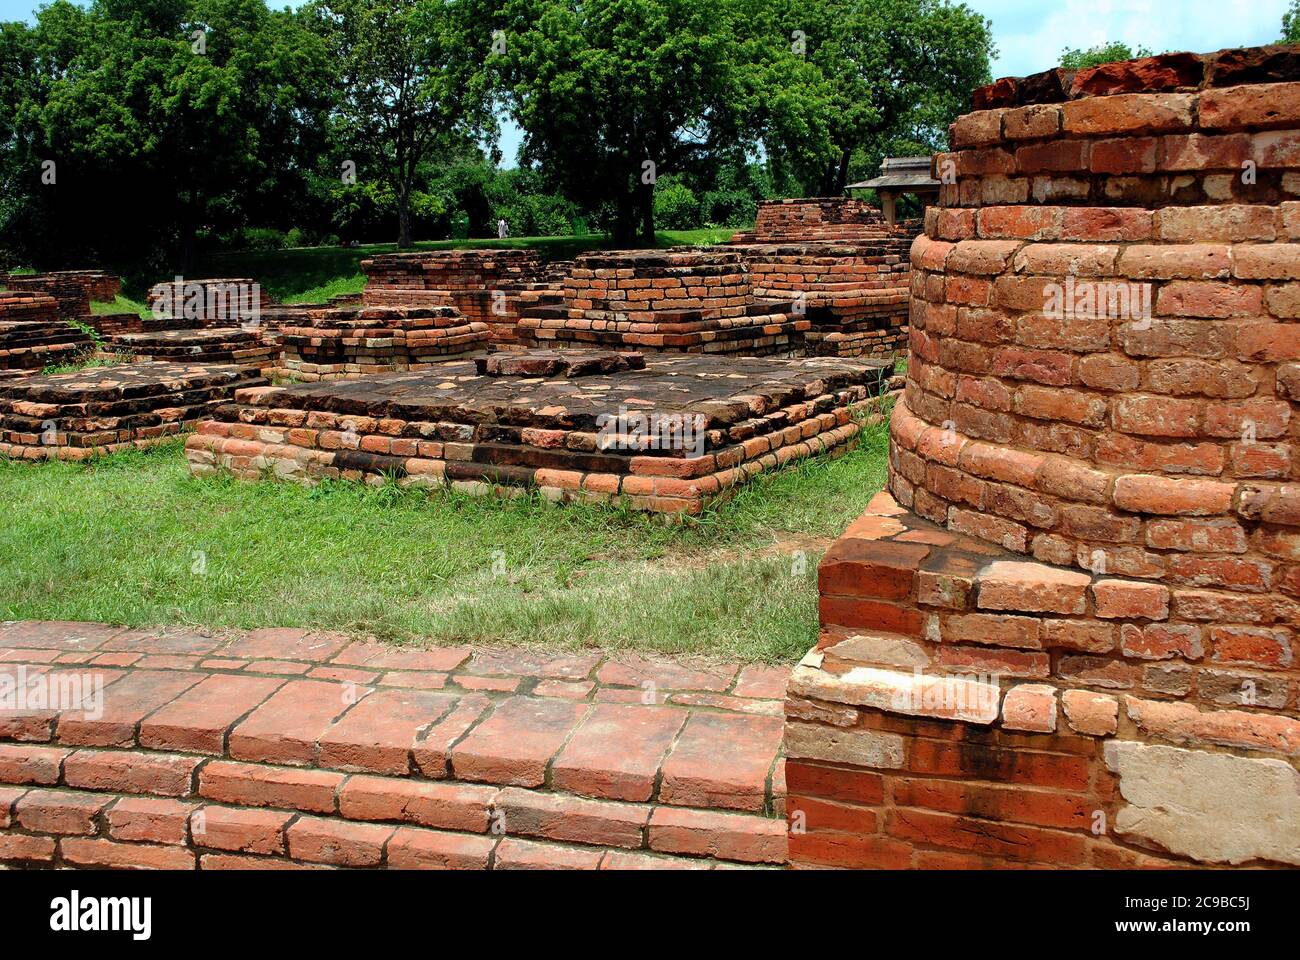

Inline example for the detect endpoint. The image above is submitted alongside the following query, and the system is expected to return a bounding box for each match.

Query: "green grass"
[90,293,150,318]
[0,407,890,663]
[194,228,739,304]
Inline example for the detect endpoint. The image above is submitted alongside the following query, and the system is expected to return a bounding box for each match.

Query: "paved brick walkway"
[0,621,790,869]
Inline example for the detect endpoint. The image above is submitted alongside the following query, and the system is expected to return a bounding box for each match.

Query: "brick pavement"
[0,621,790,869]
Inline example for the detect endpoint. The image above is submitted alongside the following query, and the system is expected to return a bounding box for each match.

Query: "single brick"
[198,760,344,814]
[1001,684,1058,733]
[338,774,495,832]
[191,804,292,855]
[139,674,285,754]
[286,816,394,867]
[1092,580,1171,620]
[385,826,496,869]
[493,786,649,848]
[106,797,194,845]
[551,703,686,802]
[450,696,588,787]
[16,788,110,835]
[1061,690,1119,736]
[647,807,787,864]
[62,749,200,797]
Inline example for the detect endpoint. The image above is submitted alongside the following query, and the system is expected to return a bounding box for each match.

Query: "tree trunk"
[834,148,852,194]
[397,186,413,249]
[612,189,635,246]
[637,179,655,245]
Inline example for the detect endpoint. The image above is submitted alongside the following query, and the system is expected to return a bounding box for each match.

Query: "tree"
[1060,41,1152,70]
[489,0,785,244]
[766,0,995,196]
[3,0,334,272]
[1284,1,1300,43]
[306,0,495,248]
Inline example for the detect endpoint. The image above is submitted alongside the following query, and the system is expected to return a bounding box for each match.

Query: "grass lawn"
[0,405,891,663]
[191,228,737,303]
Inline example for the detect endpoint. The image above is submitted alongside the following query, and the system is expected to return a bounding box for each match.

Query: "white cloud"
[971,0,1293,79]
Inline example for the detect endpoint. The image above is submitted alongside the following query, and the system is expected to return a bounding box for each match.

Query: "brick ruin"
[719,199,919,359]
[186,351,891,513]
[107,328,279,374]
[0,362,266,460]
[731,197,896,244]
[3,270,122,319]
[274,305,489,381]
[785,47,1300,869]
[518,249,809,355]
[732,240,912,357]
[361,250,564,345]
[0,293,94,371]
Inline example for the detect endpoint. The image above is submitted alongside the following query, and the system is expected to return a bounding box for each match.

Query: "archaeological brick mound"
[3,270,121,319]
[0,361,266,460]
[361,250,563,346]
[274,304,489,381]
[518,249,808,356]
[186,350,891,513]
[786,46,1300,870]
[730,198,895,244]
[0,293,94,371]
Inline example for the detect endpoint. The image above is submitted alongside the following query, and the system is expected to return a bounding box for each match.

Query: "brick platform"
[361,250,563,345]
[730,240,913,357]
[518,249,809,355]
[273,305,489,381]
[784,44,1300,871]
[185,351,891,513]
[108,328,279,373]
[0,621,789,870]
[146,279,272,324]
[3,275,92,318]
[0,293,94,371]
[0,362,266,460]
[730,198,895,244]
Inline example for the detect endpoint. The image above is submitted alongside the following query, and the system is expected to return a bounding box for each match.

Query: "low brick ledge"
[0,622,790,870]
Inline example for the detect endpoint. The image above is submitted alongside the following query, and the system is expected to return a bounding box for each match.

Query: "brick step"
[0,743,785,869]
[0,622,791,869]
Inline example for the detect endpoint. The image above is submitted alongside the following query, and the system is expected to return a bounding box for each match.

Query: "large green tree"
[305,0,495,248]
[768,0,995,196]
[2,0,334,272]
[490,0,795,244]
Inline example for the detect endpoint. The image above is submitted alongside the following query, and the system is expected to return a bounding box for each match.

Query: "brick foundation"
[185,351,891,514]
[0,362,267,460]
[729,240,913,358]
[108,328,279,374]
[361,250,562,345]
[785,45,1300,871]
[272,305,489,381]
[519,249,809,355]
[0,294,94,371]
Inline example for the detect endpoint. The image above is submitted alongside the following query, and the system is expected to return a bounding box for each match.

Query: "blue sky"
[1,0,1292,158]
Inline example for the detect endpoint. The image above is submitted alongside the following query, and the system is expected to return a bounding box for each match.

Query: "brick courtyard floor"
[0,621,790,869]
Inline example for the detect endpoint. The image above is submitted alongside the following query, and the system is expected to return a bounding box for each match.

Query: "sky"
[1,0,1292,158]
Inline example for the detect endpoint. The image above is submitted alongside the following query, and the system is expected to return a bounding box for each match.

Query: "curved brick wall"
[895,54,1300,623]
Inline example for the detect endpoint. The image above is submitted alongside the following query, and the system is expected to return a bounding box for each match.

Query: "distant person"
[497,218,509,239]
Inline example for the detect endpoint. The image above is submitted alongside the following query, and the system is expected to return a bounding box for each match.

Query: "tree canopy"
[1,0,996,266]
